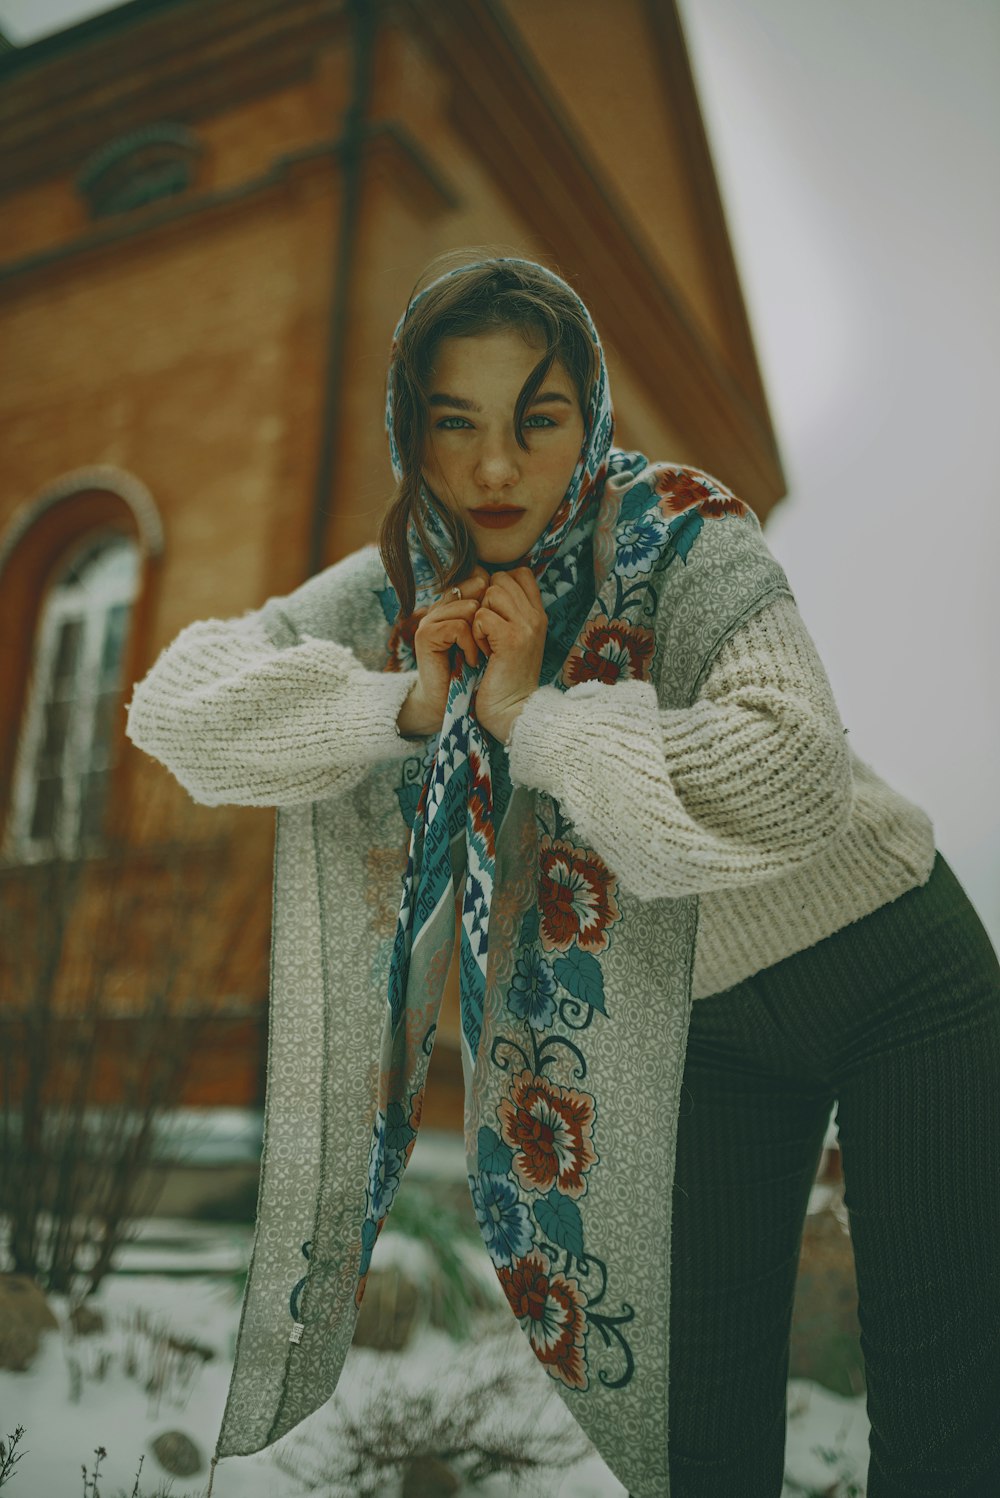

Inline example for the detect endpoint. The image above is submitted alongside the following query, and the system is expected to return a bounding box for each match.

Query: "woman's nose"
[474,433,520,491]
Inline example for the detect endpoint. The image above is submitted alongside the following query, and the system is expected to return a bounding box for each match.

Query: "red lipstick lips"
[469,506,525,529]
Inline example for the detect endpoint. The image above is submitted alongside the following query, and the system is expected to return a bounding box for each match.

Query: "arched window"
[8,531,141,862]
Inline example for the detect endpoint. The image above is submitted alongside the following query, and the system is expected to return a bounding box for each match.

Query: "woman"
[125,256,1000,1498]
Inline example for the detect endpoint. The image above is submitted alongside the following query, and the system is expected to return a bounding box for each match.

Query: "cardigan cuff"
[507,677,660,798]
[354,666,429,757]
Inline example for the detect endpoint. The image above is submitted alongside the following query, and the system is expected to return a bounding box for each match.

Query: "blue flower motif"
[385,1099,417,1154]
[375,581,400,626]
[358,1215,379,1278]
[615,513,671,578]
[367,1110,405,1220]
[507,949,558,1030]
[469,1171,534,1267]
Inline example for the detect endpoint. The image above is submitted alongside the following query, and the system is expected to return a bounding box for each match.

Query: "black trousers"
[664,850,1000,1497]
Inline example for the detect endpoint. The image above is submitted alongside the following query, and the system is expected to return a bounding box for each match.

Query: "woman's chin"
[475,542,533,569]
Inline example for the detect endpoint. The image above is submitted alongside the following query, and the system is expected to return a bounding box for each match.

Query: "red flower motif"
[654,466,748,518]
[467,743,495,861]
[498,1249,589,1389]
[563,613,655,686]
[538,837,620,954]
[497,1067,598,1198]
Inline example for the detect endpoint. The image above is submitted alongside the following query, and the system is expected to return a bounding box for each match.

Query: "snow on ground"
[2,1134,871,1497]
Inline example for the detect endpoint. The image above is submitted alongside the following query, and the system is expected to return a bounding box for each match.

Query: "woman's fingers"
[486,567,543,614]
[465,564,490,592]
[472,612,493,658]
[418,597,480,627]
[457,623,481,668]
[520,563,541,605]
[474,571,547,663]
[418,609,484,667]
[480,585,517,622]
[433,616,479,667]
[472,606,503,656]
[435,569,488,607]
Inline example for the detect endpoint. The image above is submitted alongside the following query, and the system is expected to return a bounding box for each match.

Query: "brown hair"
[377,253,599,618]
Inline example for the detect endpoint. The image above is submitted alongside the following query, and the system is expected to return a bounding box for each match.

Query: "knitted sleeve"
[124,604,420,809]
[505,593,855,899]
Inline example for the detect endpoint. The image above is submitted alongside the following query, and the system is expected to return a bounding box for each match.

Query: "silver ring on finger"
[450,585,462,600]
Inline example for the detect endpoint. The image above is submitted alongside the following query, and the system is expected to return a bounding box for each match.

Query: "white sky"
[0,0,119,41]
[3,0,998,944]
[676,0,1000,945]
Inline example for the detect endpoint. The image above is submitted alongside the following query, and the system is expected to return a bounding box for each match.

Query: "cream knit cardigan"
[125,544,936,1000]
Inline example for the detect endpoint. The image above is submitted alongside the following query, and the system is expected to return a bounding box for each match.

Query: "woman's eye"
[522,414,556,429]
[435,416,473,431]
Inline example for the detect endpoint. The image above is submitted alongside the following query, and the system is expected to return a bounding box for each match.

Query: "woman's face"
[421,329,586,566]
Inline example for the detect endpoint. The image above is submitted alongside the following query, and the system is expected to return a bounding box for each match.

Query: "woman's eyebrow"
[427,390,573,410]
[429,392,479,410]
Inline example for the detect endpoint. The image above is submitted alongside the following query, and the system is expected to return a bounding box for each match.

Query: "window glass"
[7,532,141,862]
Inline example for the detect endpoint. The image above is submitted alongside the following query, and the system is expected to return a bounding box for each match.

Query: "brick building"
[0,0,783,1131]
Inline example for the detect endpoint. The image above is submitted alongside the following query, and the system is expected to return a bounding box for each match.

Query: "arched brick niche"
[74,122,204,220]
[0,468,164,859]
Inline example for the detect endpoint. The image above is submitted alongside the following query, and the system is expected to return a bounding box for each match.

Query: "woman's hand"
[397,564,490,737]
[472,567,548,744]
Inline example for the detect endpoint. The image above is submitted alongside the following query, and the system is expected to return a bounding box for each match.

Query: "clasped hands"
[398,563,547,745]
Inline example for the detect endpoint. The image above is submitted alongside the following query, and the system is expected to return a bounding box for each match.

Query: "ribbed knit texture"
[504,593,936,998]
[507,592,857,894]
[125,612,417,807]
[125,580,936,1000]
[666,851,1000,1495]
